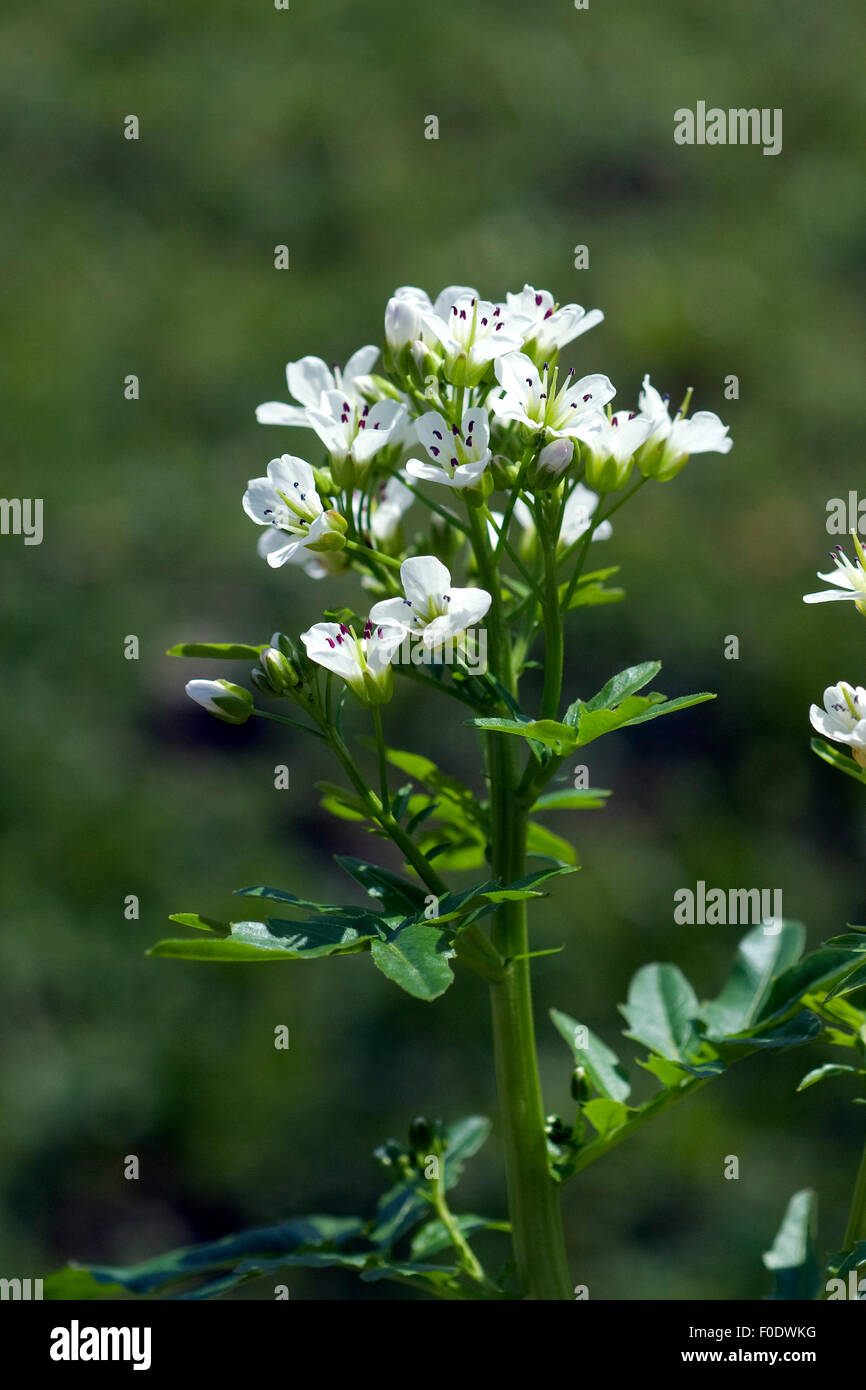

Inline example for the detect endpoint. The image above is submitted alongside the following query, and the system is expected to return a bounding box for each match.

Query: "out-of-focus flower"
[636,374,732,481]
[504,284,603,360]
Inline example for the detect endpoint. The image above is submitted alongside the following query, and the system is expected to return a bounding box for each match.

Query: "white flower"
[636,374,732,480]
[504,285,604,359]
[804,537,866,614]
[256,347,379,427]
[306,392,407,467]
[491,353,615,439]
[185,679,253,724]
[559,482,613,548]
[406,407,491,489]
[301,617,404,705]
[421,290,530,386]
[243,454,343,568]
[364,473,415,544]
[573,409,654,492]
[369,555,491,651]
[810,682,866,760]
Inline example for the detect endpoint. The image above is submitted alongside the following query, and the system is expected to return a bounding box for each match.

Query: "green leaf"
[167,912,228,934]
[637,1054,693,1087]
[755,941,866,1025]
[811,737,866,785]
[335,856,428,915]
[234,885,372,917]
[358,1260,461,1287]
[316,782,369,822]
[149,915,382,962]
[45,1215,365,1298]
[576,661,662,715]
[796,1063,866,1092]
[828,959,866,999]
[620,964,704,1065]
[375,747,484,825]
[566,582,625,609]
[583,1098,631,1138]
[370,924,456,1000]
[488,864,579,900]
[410,1215,509,1260]
[467,716,578,754]
[824,1241,866,1279]
[525,821,578,865]
[700,922,806,1037]
[575,692,715,748]
[167,641,264,660]
[550,1008,631,1102]
[531,788,611,812]
[762,1190,821,1300]
[42,1268,128,1300]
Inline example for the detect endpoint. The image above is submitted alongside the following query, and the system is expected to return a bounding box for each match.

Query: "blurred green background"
[2,0,866,1299]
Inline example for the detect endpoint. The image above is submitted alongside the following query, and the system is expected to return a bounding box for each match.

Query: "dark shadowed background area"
[2,0,866,1298]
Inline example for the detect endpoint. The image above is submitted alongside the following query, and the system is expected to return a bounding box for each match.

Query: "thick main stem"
[467,500,571,1299]
[487,795,572,1299]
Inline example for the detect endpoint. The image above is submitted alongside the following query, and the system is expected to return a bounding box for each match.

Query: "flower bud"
[545,1113,572,1147]
[570,1066,591,1104]
[408,1116,434,1153]
[529,437,574,491]
[258,646,299,693]
[305,509,348,553]
[185,679,253,725]
[313,466,336,497]
[538,437,574,478]
[385,296,422,353]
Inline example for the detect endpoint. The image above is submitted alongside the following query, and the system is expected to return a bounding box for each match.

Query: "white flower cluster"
[188,282,733,711]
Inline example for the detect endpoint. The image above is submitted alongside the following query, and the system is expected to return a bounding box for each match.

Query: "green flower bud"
[408,1116,434,1153]
[313,467,336,496]
[570,1066,592,1104]
[260,646,299,693]
[185,679,253,725]
[305,509,348,553]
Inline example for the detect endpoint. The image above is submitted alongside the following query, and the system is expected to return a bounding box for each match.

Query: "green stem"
[343,538,402,572]
[487,814,573,1299]
[843,1130,866,1249]
[467,502,572,1299]
[430,1165,491,1289]
[538,500,564,721]
[371,706,390,815]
